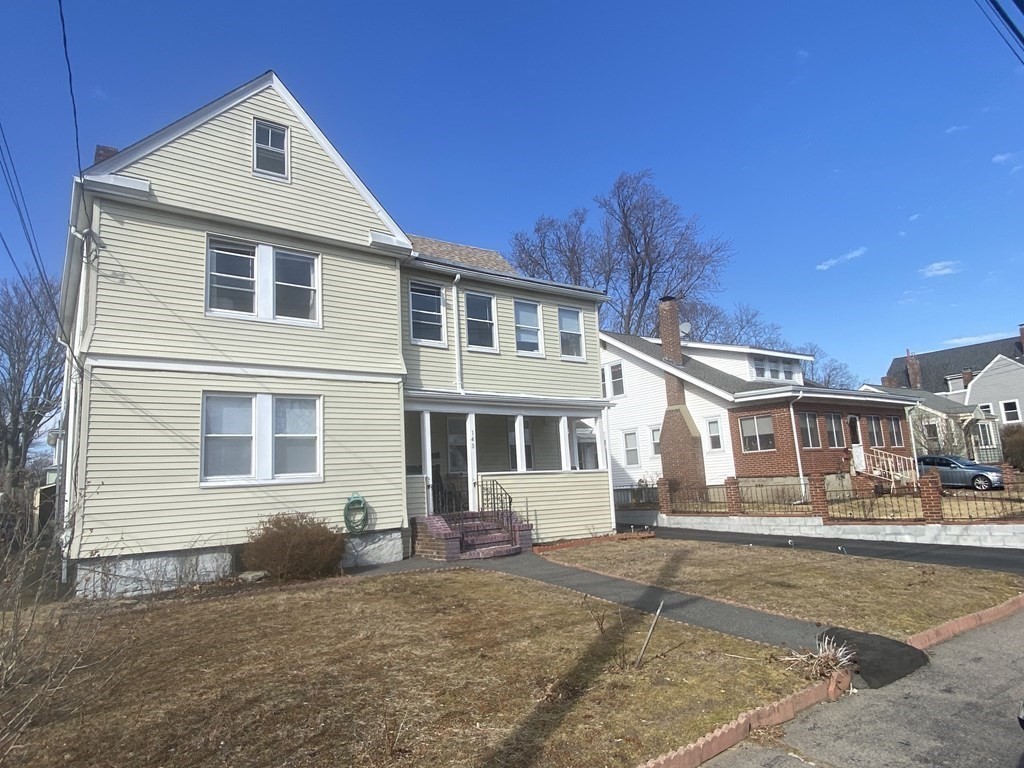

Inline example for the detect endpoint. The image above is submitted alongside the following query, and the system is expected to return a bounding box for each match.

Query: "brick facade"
[729,401,913,480]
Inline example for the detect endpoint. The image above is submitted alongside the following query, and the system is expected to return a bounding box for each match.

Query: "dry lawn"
[545,539,1024,639]
[12,570,807,768]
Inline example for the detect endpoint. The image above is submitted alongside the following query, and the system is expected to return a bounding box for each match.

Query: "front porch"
[403,402,615,559]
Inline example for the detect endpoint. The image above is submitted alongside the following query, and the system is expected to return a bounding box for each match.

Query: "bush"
[241,512,346,582]
[1003,425,1024,471]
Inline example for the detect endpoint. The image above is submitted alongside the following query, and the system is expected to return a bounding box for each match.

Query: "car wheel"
[972,475,992,491]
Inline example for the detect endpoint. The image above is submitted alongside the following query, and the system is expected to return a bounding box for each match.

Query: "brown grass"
[544,539,1024,639]
[12,570,806,768]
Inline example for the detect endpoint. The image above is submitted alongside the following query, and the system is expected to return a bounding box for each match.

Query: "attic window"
[253,119,288,178]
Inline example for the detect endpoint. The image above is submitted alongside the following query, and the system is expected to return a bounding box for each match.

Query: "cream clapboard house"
[58,72,613,595]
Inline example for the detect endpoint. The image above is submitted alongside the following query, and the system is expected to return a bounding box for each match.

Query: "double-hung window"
[739,415,775,452]
[207,237,319,324]
[977,421,995,447]
[707,418,723,450]
[867,415,884,447]
[825,413,845,448]
[202,393,320,483]
[253,119,288,178]
[608,363,624,396]
[886,416,904,447]
[513,300,542,355]
[798,412,821,449]
[979,403,993,416]
[558,307,584,360]
[651,427,662,456]
[410,282,445,345]
[466,292,497,350]
[1001,400,1021,423]
[623,431,640,466]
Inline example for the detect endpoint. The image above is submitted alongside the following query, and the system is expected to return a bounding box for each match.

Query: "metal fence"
[938,480,1024,521]
[670,485,728,514]
[613,484,659,510]
[825,486,923,521]
[738,481,811,515]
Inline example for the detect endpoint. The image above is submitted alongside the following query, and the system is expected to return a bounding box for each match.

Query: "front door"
[848,415,865,471]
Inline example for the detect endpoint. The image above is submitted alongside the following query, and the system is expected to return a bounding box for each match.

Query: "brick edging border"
[905,591,1024,649]
[637,669,852,768]
[532,531,655,554]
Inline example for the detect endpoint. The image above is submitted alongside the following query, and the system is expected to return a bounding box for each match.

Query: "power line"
[56,0,86,184]
[974,0,1024,67]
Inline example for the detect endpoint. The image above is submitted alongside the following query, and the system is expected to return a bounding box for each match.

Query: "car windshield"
[946,456,975,466]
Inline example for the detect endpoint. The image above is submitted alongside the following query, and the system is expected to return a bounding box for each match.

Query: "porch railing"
[433,477,466,516]
[478,477,515,534]
[863,448,918,487]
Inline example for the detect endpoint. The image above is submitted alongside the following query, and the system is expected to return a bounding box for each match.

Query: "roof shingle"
[885,335,1023,392]
[409,235,517,275]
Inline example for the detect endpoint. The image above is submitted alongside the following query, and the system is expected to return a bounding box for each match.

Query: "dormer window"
[752,355,797,381]
[253,119,288,178]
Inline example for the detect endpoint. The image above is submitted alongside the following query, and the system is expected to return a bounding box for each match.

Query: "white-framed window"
[707,418,723,451]
[207,237,319,325]
[1001,400,1021,423]
[798,412,821,449]
[752,355,797,381]
[867,415,884,447]
[253,119,288,178]
[651,426,662,456]
[465,292,497,351]
[825,413,845,448]
[977,421,995,447]
[507,417,534,470]
[924,423,939,441]
[601,368,607,398]
[739,415,775,452]
[608,363,624,396]
[886,416,904,447]
[201,393,320,484]
[513,300,543,355]
[979,403,993,416]
[558,307,584,360]
[623,431,640,466]
[410,281,446,345]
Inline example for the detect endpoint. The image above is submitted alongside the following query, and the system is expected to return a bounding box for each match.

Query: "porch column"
[595,410,609,470]
[421,410,433,514]
[514,414,527,473]
[559,416,572,471]
[467,412,479,512]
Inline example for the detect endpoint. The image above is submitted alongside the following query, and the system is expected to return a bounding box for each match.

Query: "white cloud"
[993,152,1016,164]
[797,49,809,60]
[920,260,960,277]
[1013,165,1023,175]
[898,230,907,237]
[908,213,920,222]
[943,332,1009,345]
[944,125,968,134]
[816,246,866,272]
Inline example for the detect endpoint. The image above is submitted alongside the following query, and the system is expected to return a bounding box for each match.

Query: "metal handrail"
[864,447,919,486]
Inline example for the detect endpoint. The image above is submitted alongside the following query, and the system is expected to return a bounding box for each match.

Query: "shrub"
[241,512,346,582]
[1003,425,1024,471]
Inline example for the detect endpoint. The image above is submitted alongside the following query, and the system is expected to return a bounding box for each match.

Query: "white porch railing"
[863,448,918,487]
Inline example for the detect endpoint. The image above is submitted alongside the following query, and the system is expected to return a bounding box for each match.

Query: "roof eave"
[411,256,608,302]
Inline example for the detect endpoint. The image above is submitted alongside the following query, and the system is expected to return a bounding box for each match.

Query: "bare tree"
[0,277,63,492]
[681,301,788,349]
[796,342,860,389]
[508,170,731,334]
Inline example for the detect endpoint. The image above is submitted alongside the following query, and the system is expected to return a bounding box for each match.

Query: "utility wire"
[987,0,1024,48]
[974,0,1024,67]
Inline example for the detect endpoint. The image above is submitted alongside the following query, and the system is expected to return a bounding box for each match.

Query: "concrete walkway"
[351,552,822,650]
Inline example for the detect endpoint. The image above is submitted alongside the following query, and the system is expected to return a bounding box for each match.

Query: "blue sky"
[2,1,1023,381]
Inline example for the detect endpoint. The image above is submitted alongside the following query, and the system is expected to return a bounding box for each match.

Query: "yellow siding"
[79,367,406,557]
[89,202,404,373]
[406,475,428,518]
[120,87,393,246]
[401,270,603,398]
[480,471,612,543]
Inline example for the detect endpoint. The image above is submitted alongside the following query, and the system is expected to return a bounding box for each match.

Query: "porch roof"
[404,388,608,416]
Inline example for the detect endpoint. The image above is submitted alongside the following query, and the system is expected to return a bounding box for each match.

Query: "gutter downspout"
[788,392,806,499]
[907,404,920,483]
[452,273,464,394]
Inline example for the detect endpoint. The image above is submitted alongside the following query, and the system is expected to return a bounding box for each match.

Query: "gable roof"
[864,384,974,416]
[885,334,1023,392]
[409,235,516,274]
[82,70,410,249]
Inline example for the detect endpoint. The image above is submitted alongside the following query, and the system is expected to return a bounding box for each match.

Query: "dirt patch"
[14,569,806,768]
[544,539,1024,639]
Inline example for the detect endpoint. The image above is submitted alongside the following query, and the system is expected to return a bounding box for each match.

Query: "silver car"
[916,455,1004,491]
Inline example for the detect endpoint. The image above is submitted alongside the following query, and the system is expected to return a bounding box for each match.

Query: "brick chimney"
[961,367,973,386]
[93,145,119,164]
[1019,323,1024,353]
[905,349,922,390]
[881,376,897,387]
[658,295,682,364]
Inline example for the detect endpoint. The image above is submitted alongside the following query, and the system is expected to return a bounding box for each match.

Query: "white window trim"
[1000,399,1021,423]
[200,392,323,488]
[977,421,995,448]
[409,280,448,348]
[798,412,821,450]
[252,118,290,182]
[606,361,625,398]
[887,416,904,448]
[650,425,662,456]
[979,403,993,415]
[623,430,640,466]
[513,298,544,358]
[205,235,322,328]
[825,413,846,449]
[706,417,724,452]
[558,305,586,362]
[739,414,775,453]
[465,291,499,353]
[866,415,885,447]
[507,417,535,470]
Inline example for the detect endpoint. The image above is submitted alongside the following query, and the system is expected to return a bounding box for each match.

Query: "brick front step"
[455,521,504,534]
[459,544,521,560]
[462,531,514,548]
